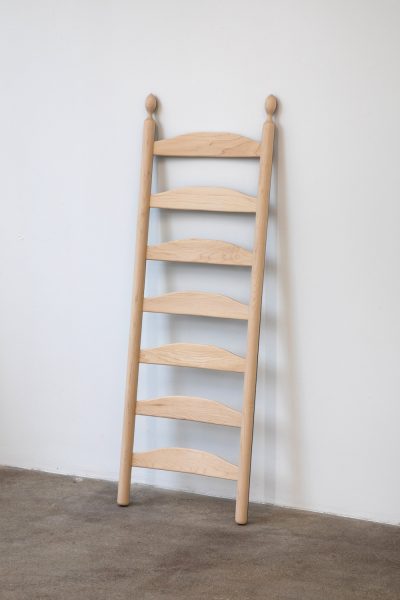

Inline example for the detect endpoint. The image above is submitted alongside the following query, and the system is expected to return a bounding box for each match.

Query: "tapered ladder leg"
[235,96,276,524]
[117,95,157,506]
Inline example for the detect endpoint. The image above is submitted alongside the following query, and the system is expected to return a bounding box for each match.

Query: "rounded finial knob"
[265,95,277,119]
[145,94,157,117]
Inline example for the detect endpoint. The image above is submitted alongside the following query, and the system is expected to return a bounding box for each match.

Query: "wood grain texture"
[154,132,260,157]
[143,291,249,320]
[139,343,246,372]
[132,448,239,480]
[147,239,253,266]
[150,187,257,213]
[136,396,242,427]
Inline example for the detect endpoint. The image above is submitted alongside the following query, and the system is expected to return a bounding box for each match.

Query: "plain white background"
[1,0,400,525]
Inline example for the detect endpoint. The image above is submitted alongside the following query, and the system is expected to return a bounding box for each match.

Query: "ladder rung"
[150,187,257,213]
[139,343,246,372]
[153,132,260,158]
[143,291,249,320]
[146,239,253,266]
[136,396,242,427]
[132,448,239,480]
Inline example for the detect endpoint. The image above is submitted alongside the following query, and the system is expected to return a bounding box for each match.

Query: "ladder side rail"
[117,95,157,506]
[235,96,277,524]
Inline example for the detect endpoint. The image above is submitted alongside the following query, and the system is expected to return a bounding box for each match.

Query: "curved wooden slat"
[150,187,257,213]
[139,343,246,372]
[146,239,253,266]
[136,396,242,427]
[154,132,260,157]
[143,291,248,320]
[132,448,239,480]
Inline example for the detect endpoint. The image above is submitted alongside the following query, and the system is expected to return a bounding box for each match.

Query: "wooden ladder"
[117,94,277,524]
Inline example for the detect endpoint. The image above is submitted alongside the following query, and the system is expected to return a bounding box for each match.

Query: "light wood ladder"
[117,94,277,524]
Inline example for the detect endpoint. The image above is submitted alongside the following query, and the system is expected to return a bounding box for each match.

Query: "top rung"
[153,132,261,158]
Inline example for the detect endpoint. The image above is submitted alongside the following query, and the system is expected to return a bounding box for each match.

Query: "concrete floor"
[1,467,399,600]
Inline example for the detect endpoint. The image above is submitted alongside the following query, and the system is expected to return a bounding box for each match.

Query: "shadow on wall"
[135,99,302,505]
[275,119,303,506]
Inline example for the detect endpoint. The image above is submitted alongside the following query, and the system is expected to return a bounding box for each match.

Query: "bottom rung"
[132,447,238,480]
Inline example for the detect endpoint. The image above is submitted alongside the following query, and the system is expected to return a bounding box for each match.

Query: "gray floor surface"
[1,466,399,600]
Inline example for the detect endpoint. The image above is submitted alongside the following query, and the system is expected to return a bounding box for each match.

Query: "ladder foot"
[117,484,131,507]
[117,496,130,506]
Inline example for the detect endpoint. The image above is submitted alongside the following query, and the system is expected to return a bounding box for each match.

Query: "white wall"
[1,0,400,525]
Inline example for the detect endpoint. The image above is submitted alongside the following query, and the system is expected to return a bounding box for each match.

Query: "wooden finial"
[145,94,157,118]
[265,95,277,121]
